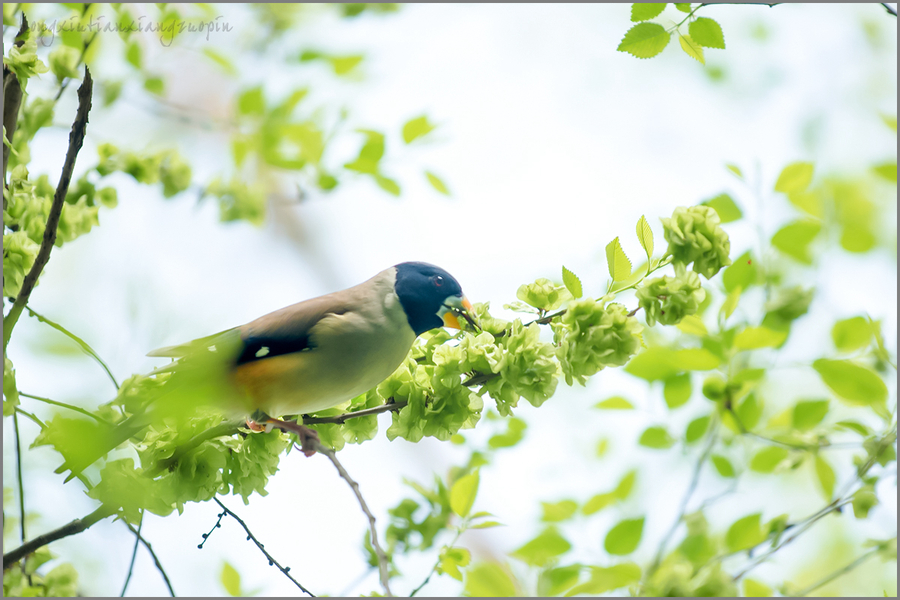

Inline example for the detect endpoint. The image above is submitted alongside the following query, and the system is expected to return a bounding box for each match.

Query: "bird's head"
[393,262,474,336]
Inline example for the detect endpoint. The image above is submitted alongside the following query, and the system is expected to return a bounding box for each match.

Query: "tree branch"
[210,497,315,597]
[13,411,27,545]
[122,520,176,597]
[3,67,93,352]
[301,399,408,425]
[3,504,114,569]
[310,441,393,597]
[881,3,897,17]
[2,14,27,190]
[119,511,143,596]
[792,545,883,596]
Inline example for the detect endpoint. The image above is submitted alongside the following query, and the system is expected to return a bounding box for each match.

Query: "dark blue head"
[393,262,471,336]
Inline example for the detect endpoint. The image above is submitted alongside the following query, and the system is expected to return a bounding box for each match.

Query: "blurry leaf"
[873,162,897,182]
[402,115,436,144]
[702,193,741,223]
[470,521,504,530]
[604,517,645,555]
[774,162,814,194]
[743,578,773,597]
[734,326,788,350]
[143,76,164,96]
[614,471,637,500]
[238,86,265,116]
[721,286,741,320]
[450,471,479,518]
[330,55,363,75]
[636,215,654,259]
[605,237,632,281]
[689,17,726,49]
[725,513,765,552]
[541,500,579,522]
[221,562,241,597]
[631,3,666,21]
[663,373,692,408]
[625,347,720,381]
[852,484,878,519]
[832,316,872,352]
[685,415,710,443]
[749,447,788,473]
[425,171,450,195]
[374,174,401,196]
[788,190,823,218]
[835,420,871,436]
[125,40,141,68]
[792,399,829,431]
[814,455,835,499]
[464,562,517,597]
[513,528,571,567]
[736,394,762,431]
[565,563,641,596]
[723,251,757,293]
[812,359,888,408]
[562,266,583,299]
[488,417,526,449]
[583,491,616,515]
[541,564,582,596]
[881,114,897,132]
[678,34,705,64]
[771,220,820,264]
[596,438,610,457]
[677,315,707,336]
[711,454,736,478]
[639,426,674,449]
[726,163,743,179]
[617,23,671,59]
[439,547,471,581]
[595,396,634,410]
[203,48,237,76]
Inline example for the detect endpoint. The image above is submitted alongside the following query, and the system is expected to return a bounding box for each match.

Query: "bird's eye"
[433,275,444,287]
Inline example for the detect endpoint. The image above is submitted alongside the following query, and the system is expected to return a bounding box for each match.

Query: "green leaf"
[221,562,242,597]
[812,359,888,408]
[725,513,765,552]
[792,399,829,431]
[125,40,142,69]
[676,315,707,336]
[736,394,763,430]
[771,220,821,264]
[639,426,674,449]
[723,251,757,293]
[604,517,645,555]
[540,564,582,597]
[513,528,572,567]
[143,76,164,96]
[635,215,654,262]
[721,285,741,320]
[881,114,897,132]
[743,578,773,597]
[203,48,237,76]
[663,373,692,408]
[464,562,517,597]
[749,447,788,473]
[873,162,897,183]
[774,162,814,194]
[439,547,471,581]
[625,347,721,381]
[631,3,666,21]
[583,492,616,515]
[565,563,642,596]
[726,163,743,179]
[470,521,504,530]
[605,237,632,281]
[711,454,736,477]
[402,115,436,144]
[425,171,450,195]
[835,420,871,436]
[595,396,634,410]
[562,266,583,299]
[734,326,788,350]
[832,316,873,352]
[685,415,710,443]
[374,174,401,196]
[329,55,363,75]
[617,23,671,59]
[238,86,265,116]
[678,34,705,64]
[675,3,692,11]
[814,455,835,499]
[688,17,726,49]
[450,471,479,518]
[702,193,742,223]
[541,500,579,523]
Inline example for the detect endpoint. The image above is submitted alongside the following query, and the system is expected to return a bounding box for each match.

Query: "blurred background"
[3,3,897,596]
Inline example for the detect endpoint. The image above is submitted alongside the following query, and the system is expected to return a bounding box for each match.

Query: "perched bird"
[59,262,473,478]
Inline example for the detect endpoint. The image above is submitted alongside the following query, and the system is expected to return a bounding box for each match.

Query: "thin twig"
[881,3,897,17]
[301,400,408,425]
[211,497,315,597]
[20,391,112,425]
[792,546,883,596]
[13,411,27,544]
[122,520,176,597]
[120,510,143,596]
[3,504,114,568]
[26,307,120,390]
[310,441,393,597]
[409,529,463,597]
[3,67,93,351]
[2,14,27,189]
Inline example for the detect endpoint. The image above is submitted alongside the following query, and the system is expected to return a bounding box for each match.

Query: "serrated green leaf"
[689,17,726,49]
[636,215,654,260]
[617,23,671,59]
[513,528,571,567]
[425,171,450,195]
[831,316,872,352]
[450,471,479,518]
[685,415,710,443]
[774,162,814,194]
[771,220,821,264]
[711,454,736,477]
[814,455,835,499]
[749,447,788,473]
[702,193,742,223]
[605,237,632,281]
[402,115,436,144]
[792,399,829,431]
[631,3,666,21]
[734,326,788,350]
[562,266,583,299]
[678,34,705,64]
[595,396,634,410]
[639,426,674,449]
[604,517,645,555]
[812,359,887,408]
[663,373,692,408]
[725,513,765,552]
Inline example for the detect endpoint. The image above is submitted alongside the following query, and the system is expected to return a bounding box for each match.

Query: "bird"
[58,262,473,479]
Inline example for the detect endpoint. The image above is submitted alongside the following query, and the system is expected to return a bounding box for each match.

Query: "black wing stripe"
[236,334,315,365]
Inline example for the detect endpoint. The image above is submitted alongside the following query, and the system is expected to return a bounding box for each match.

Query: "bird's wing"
[146,328,238,358]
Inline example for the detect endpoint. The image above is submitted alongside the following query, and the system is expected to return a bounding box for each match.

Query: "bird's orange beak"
[442,296,474,330]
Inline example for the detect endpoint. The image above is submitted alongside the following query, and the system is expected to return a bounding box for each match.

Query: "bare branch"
[119,511,143,596]
[13,412,26,545]
[3,67,94,351]
[210,497,316,597]
[2,14,27,189]
[122,520,176,597]
[301,400,408,425]
[881,3,897,17]
[310,441,393,597]
[3,505,114,568]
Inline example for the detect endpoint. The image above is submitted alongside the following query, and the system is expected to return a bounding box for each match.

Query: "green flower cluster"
[661,205,732,279]
[516,278,571,311]
[554,299,643,385]
[96,143,193,197]
[636,272,706,326]
[481,321,559,415]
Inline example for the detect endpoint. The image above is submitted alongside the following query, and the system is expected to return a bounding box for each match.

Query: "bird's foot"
[246,413,319,457]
